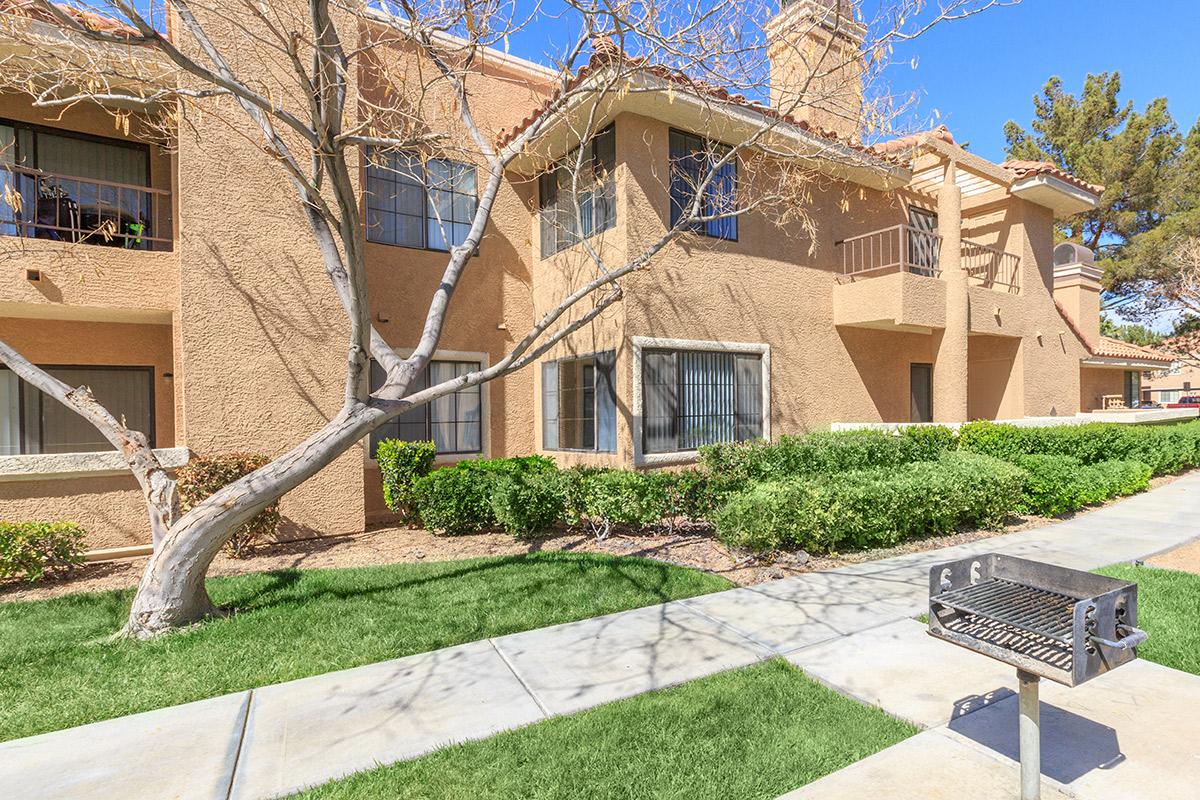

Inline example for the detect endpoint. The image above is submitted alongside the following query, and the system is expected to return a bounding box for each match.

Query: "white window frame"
[631,336,770,466]
[363,348,491,467]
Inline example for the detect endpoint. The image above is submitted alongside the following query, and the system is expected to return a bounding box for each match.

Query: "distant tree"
[1004,73,1182,258]
[1099,316,1163,346]
[1171,314,1200,337]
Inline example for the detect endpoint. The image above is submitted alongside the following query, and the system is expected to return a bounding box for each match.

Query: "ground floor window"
[642,348,763,454]
[541,351,617,452]
[368,359,482,458]
[0,365,154,455]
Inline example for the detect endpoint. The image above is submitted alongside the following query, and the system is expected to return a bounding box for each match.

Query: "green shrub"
[898,425,957,461]
[177,453,280,557]
[1010,454,1153,517]
[0,521,86,583]
[414,456,558,535]
[958,419,1200,477]
[699,427,955,486]
[491,472,567,538]
[580,470,668,538]
[714,452,1025,554]
[376,440,436,521]
[658,469,721,523]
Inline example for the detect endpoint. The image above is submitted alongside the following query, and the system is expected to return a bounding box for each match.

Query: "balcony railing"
[963,237,1021,294]
[836,224,942,279]
[0,164,172,251]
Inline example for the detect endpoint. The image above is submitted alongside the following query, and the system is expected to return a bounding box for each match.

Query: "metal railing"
[963,237,1021,294]
[835,224,942,279]
[0,164,172,251]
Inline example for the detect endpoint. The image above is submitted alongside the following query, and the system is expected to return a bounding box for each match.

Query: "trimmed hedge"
[491,472,567,539]
[177,453,280,558]
[0,521,86,583]
[376,440,437,522]
[414,456,556,535]
[699,427,957,486]
[1015,454,1152,517]
[959,420,1200,476]
[714,452,1026,553]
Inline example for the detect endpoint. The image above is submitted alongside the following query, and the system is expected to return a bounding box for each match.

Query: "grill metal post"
[1018,669,1041,800]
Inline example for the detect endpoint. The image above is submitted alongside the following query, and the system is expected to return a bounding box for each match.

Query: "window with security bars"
[642,349,762,454]
[0,365,154,455]
[368,359,482,457]
[668,129,738,241]
[365,149,477,251]
[539,125,616,257]
[541,351,616,452]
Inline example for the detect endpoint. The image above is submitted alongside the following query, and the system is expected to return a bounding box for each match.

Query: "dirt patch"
[1146,538,1200,575]
[4,470,1190,603]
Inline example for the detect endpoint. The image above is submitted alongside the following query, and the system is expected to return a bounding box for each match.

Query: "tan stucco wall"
[1081,366,1130,412]
[2,474,151,550]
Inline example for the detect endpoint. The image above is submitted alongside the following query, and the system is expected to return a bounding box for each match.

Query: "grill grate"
[939,613,1073,672]
[934,577,1078,644]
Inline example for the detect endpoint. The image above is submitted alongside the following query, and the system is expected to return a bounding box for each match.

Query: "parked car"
[1165,396,1200,408]
[1136,401,1162,409]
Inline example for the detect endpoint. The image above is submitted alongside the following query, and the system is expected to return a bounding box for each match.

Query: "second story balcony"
[835,223,1020,294]
[1,163,172,252]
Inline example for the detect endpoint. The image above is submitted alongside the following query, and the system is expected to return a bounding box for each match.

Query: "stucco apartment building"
[0,0,1173,557]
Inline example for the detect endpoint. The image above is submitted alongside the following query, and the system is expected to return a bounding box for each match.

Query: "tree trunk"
[122,401,384,638]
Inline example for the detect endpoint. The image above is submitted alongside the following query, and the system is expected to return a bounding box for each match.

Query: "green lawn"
[1095,563,1200,676]
[292,659,917,800]
[0,551,730,742]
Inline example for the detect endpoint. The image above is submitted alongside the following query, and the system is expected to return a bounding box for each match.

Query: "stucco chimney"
[1053,243,1103,343]
[765,0,865,140]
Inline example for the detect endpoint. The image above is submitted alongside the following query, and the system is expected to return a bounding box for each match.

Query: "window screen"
[366,150,477,251]
[368,359,482,457]
[668,130,738,241]
[642,349,761,454]
[541,350,617,452]
[0,366,154,455]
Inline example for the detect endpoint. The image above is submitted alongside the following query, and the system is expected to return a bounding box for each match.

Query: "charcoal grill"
[928,554,1147,800]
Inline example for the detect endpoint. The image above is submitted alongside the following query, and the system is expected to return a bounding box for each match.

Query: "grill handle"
[1089,624,1148,652]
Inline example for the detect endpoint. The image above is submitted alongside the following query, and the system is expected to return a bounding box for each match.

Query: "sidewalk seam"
[223,689,254,800]
[672,600,777,658]
[489,638,552,719]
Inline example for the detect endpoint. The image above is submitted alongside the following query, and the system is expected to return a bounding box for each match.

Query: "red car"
[1165,396,1200,408]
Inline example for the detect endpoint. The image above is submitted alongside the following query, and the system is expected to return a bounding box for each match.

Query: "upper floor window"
[642,347,762,454]
[0,119,165,250]
[365,149,477,251]
[668,129,738,241]
[907,206,939,275]
[368,359,482,458]
[538,125,616,258]
[1,366,154,455]
[541,350,617,452]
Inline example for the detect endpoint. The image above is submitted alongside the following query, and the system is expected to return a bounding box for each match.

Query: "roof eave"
[1011,173,1099,217]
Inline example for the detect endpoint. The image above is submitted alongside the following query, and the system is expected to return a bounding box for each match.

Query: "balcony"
[836,224,941,280]
[835,224,1020,294]
[1,164,172,251]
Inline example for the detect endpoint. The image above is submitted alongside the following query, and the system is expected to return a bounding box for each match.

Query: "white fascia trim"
[1011,173,1099,212]
[362,348,492,465]
[1082,356,1170,370]
[1052,263,1103,283]
[630,336,771,467]
[0,447,189,483]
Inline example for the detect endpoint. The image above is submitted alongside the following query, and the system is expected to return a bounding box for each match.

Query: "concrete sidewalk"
[4,473,1200,800]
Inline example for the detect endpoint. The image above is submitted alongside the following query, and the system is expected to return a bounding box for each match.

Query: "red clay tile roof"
[0,0,140,37]
[870,124,957,156]
[1055,300,1173,364]
[495,42,899,169]
[1000,160,1104,197]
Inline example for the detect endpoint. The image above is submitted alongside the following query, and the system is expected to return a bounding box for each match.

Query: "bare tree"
[0,0,1012,637]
